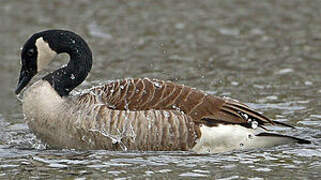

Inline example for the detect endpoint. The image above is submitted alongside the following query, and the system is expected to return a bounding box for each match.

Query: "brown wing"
[76,78,292,129]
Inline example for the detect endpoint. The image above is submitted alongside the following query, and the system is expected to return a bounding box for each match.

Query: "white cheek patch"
[35,37,57,72]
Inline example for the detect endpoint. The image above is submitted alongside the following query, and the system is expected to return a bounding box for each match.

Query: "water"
[1,0,321,179]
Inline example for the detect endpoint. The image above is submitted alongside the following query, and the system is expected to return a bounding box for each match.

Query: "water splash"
[88,22,113,39]
[153,81,162,88]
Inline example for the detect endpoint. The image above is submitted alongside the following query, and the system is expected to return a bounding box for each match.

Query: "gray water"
[1,0,321,179]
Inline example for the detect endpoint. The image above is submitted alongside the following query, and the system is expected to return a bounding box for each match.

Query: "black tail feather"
[272,121,295,129]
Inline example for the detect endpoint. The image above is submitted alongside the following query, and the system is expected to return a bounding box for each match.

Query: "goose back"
[77,78,276,128]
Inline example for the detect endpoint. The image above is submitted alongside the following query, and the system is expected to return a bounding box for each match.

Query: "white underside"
[192,124,257,153]
[192,124,301,153]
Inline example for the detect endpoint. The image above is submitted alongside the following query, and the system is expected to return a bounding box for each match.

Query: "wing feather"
[76,78,292,129]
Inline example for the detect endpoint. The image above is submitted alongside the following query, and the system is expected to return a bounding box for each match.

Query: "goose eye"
[27,48,35,57]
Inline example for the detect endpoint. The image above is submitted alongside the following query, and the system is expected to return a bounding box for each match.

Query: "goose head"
[15,30,92,96]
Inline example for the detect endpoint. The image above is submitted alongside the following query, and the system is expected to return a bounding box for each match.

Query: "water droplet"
[112,139,118,144]
[108,104,116,109]
[88,22,113,39]
[242,113,248,120]
[175,23,185,29]
[16,93,23,102]
[231,81,239,86]
[250,28,264,35]
[277,68,294,75]
[219,28,240,36]
[305,81,313,86]
[251,121,258,129]
[153,82,162,88]
[163,111,170,118]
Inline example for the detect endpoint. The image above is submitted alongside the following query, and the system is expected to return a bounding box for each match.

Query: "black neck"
[42,30,92,96]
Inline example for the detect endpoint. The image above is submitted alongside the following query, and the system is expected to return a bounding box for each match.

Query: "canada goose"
[15,29,310,153]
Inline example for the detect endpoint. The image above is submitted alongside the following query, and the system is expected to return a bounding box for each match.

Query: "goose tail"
[246,133,311,149]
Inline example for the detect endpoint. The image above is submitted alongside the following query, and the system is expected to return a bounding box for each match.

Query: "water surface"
[0,0,320,179]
